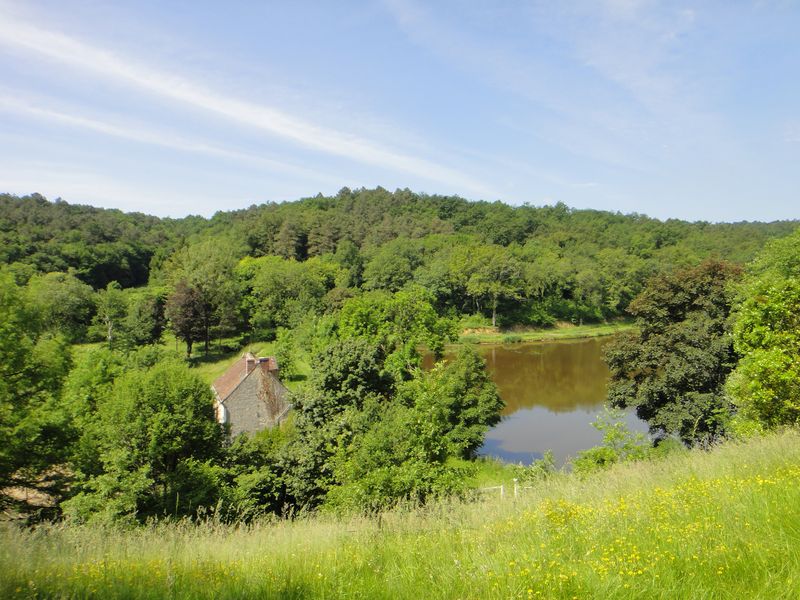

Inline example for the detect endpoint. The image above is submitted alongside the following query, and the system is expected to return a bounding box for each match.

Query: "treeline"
[2,189,796,342]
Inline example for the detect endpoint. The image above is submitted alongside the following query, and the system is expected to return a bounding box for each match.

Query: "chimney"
[245,352,257,375]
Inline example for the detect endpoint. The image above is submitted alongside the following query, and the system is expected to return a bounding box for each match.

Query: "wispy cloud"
[381,0,657,171]
[382,0,727,171]
[0,10,495,197]
[0,95,342,187]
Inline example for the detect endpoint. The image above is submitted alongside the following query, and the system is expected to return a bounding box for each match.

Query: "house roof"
[212,352,280,402]
[212,355,251,402]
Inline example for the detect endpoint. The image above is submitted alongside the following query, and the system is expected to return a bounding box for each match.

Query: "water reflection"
[429,338,648,466]
[481,339,613,415]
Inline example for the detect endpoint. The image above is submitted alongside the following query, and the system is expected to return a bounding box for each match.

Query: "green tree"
[332,239,364,288]
[62,361,224,523]
[164,239,244,353]
[25,271,95,342]
[464,245,524,327]
[123,291,166,348]
[220,427,292,519]
[274,218,307,261]
[0,272,73,513]
[337,287,456,378]
[92,281,128,347]
[571,408,650,475]
[605,260,742,445]
[165,280,207,356]
[362,238,422,292]
[237,255,340,333]
[274,327,299,381]
[398,347,503,459]
[322,399,467,513]
[281,339,392,507]
[727,228,800,429]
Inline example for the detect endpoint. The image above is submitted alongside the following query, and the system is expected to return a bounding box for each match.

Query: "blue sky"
[0,1,798,221]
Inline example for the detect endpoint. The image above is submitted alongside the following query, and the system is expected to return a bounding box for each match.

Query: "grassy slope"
[3,431,800,599]
[457,321,635,344]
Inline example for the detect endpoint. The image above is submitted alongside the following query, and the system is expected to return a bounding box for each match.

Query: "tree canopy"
[727,229,800,429]
[605,260,742,444]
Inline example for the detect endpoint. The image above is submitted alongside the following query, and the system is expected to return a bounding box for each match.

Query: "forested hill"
[1,188,797,326]
[0,193,207,289]
[213,187,797,264]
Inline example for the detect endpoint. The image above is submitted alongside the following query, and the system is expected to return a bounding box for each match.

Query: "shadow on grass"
[187,346,241,366]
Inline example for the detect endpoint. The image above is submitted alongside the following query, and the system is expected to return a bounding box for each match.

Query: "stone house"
[212,352,292,437]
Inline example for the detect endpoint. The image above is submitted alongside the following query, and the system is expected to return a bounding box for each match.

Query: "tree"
[332,239,363,288]
[571,408,650,475]
[464,245,524,327]
[123,292,166,348]
[398,347,503,459]
[605,260,742,445]
[0,272,73,514]
[280,339,393,507]
[337,287,456,379]
[25,271,95,342]
[322,399,467,513]
[362,238,422,292]
[274,218,307,261]
[92,281,128,347]
[165,280,207,356]
[62,361,224,523]
[236,255,340,333]
[164,239,244,354]
[727,228,800,429]
[274,327,299,381]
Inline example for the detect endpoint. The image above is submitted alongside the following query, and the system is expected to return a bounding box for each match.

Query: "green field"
[457,321,635,345]
[3,430,799,599]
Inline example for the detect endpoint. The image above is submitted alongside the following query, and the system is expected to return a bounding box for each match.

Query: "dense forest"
[1,189,799,524]
[2,189,795,331]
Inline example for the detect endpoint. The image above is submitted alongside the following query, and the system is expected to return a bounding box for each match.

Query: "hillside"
[3,189,797,334]
[3,430,799,599]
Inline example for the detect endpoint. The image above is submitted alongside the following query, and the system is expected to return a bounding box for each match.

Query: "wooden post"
[513,478,518,498]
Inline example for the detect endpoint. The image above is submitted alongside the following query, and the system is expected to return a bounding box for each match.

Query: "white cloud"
[0,95,343,187]
[0,10,495,197]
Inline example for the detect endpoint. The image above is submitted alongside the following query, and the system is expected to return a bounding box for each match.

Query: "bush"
[458,313,493,329]
[510,450,556,483]
[571,408,650,475]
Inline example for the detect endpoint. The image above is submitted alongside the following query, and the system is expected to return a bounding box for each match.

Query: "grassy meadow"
[457,321,635,345]
[3,430,800,599]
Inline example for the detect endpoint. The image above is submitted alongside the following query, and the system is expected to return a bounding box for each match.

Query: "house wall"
[223,369,291,437]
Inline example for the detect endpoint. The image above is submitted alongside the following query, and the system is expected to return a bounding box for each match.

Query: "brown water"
[431,337,648,466]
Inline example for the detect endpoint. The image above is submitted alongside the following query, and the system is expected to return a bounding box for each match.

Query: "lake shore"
[456,320,635,345]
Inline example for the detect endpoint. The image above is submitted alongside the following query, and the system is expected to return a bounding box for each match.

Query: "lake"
[436,337,648,466]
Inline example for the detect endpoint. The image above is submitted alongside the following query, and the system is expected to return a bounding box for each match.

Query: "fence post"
[500,484,505,499]
[513,478,518,498]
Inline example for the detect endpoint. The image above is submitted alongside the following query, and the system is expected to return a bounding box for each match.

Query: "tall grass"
[3,431,800,599]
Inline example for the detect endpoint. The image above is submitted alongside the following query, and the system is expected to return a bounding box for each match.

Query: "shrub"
[571,408,649,475]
